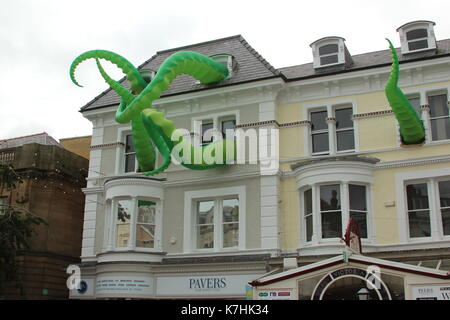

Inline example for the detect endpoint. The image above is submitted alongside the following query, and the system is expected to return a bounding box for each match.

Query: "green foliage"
[0,164,47,295]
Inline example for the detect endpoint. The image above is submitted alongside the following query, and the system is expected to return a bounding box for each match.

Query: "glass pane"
[430,118,450,141]
[320,185,340,211]
[408,39,428,51]
[136,224,155,248]
[320,55,339,65]
[442,208,450,236]
[349,185,367,211]
[428,94,448,117]
[408,211,431,238]
[116,224,130,248]
[406,28,428,40]
[406,183,429,210]
[223,198,239,223]
[407,96,421,116]
[304,189,312,214]
[319,44,339,55]
[197,225,214,249]
[197,201,214,224]
[439,180,450,208]
[310,110,328,131]
[335,108,353,129]
[125,134,134,153]
[221,120,236,139]
[125,153,136,173]
[312,133,329,153]
[117,199,132,223]
[305,215,313,242]
[321,211,342,238]
[336,130,355,151]
[138,200,156,224]
[201,122,213,144]
[350,211,367,238]
[223,223,239,248]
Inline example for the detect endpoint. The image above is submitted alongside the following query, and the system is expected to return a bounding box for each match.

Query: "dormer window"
[310,37,350,69]
[397,20,437,54]
[210,54,234,79]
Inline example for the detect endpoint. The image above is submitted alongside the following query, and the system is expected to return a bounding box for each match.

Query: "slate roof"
[81,35,280,111]
[279,39,450,81]
[80,37,450,112]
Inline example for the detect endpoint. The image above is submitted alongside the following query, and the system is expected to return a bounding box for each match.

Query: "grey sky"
[1,0,449,141]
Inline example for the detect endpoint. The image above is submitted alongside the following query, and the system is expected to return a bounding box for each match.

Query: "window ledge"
[97,250,167,264]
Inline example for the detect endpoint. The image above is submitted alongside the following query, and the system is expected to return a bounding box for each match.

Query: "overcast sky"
[1,0,449,141]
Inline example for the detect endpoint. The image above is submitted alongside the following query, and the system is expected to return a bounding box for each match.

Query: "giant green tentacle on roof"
[385,39,425,145]
[71,49,233,176]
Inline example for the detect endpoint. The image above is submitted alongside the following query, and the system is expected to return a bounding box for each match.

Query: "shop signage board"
[156,274,261,297]
[256,289,293,300]
[96,275,154,296]
[412,285,450,300]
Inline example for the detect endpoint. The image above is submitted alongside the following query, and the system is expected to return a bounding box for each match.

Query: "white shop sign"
[412,284,450,300]
[96,275,154,296]
[157,274,261,296]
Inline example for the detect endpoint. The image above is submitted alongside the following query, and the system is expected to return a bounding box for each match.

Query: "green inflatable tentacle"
[385,39,425,145]
[70,50,147,94]
[115,51,229,123]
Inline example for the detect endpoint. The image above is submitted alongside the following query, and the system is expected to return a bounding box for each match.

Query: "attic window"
[310,37,348,69]
[397,20,437,54]
[211,54,233,79]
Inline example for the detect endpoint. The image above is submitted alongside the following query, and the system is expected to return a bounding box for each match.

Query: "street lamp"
[357,287,370,300]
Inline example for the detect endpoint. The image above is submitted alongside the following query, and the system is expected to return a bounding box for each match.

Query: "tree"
[0,163,47,296]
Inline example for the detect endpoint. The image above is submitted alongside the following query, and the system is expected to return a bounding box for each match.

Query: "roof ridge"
[156,34,243,54]
[0,132,49,142]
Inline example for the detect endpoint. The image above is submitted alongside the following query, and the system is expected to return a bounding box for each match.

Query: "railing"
[0,149,15,164]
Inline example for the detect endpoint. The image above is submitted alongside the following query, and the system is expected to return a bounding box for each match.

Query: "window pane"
[350,211,367,238]
[321,211,342,238]
[197,201,214,224]
[304,189,312,214]
[117,200,132,223]
[138,201,156,224]
[335,108,353,129]
[408,39,428,51]
[408,96,421,116]
[116,224,130,248]
[221,120,236,139]
[408,211,431,238]
[136,224,155,248]
[306,215,313,242]
[320,55,339,65]
[406,183,429,210]
[223,198,239,223]
[442,208,450,236]
[125,134,134,153]
[319,44,339,55]
[197,225,214,248]
[349,185,367,211]
[406,28,428,40]
[201,122,213,144]
[428,94,448,117]
[223,223,239,248]
[310,110,328,131]
[125,153,136,173]
[439,180,450,208]
[320,185,340,211]
[336,130,355,151]
[431,118,450,141]
[312,133,329,153]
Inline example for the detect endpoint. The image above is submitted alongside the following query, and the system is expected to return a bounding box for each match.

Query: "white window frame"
[191,110,239,146]
[183,186,246,253]
[395,167,450,243]
[311,37,346,69]
[304,100,358,156]
[211,54,233,79]
[397,21,437,55]
[300,182,372,246]
[404,86,450,144]
[106,196,163,252]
